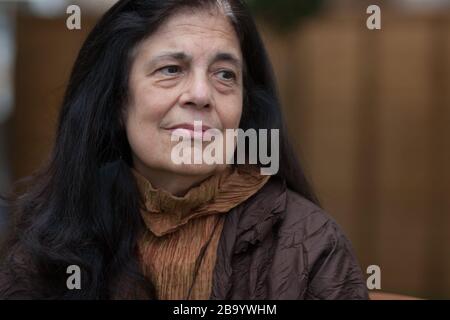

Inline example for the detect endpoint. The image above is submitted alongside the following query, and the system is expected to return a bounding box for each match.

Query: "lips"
[164,122,215,140]
[165,123,212,132]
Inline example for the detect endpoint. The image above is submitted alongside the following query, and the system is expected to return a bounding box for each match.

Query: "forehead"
[135,8,242,60]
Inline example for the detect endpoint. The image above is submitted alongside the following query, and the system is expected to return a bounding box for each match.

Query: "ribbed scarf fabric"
[132,165,270,300]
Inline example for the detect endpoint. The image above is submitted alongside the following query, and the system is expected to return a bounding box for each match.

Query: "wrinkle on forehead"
[130,5,242,67]
[160,6,236,40]
[141,8,240,56]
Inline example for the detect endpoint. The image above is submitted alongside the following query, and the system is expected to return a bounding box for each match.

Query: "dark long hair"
[0,0,319,299]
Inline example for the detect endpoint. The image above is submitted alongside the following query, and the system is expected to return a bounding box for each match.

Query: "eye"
[158,65,182,76]
[216,70,237,82]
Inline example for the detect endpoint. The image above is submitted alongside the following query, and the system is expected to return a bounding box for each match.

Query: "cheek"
[124,82,174,161]
[130,81,173,123]
[124,102,173,170]
[217,93,243,129]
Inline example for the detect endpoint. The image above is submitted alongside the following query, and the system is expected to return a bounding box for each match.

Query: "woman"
[0,0,369,299]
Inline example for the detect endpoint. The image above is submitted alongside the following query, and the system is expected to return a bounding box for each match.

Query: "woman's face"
[124,8,243,180]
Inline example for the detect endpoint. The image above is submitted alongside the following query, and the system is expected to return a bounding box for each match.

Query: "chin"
[166,163,224,177]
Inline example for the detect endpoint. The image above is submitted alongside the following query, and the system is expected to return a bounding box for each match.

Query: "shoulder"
[249,178,343,243]
[280,188,358,259]
[243,180,368,299]
[279,189,368,299]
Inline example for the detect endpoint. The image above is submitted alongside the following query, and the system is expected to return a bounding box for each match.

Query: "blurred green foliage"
[245,0,326,30]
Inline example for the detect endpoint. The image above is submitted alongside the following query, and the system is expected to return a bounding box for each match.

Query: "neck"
[132,163,217,197]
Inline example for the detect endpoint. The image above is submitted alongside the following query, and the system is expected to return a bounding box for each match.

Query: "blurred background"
[0,0,449,299]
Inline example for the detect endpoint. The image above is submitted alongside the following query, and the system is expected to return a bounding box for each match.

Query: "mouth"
[163,122,215,140]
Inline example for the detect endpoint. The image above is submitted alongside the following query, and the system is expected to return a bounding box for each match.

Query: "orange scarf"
[132,165,270,300]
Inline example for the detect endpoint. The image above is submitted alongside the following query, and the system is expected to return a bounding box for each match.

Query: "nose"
[179,72,212,110]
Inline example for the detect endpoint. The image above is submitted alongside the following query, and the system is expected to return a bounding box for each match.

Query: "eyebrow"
[148,51,243,70]
[211,52,242,69]
[151,51,189,64]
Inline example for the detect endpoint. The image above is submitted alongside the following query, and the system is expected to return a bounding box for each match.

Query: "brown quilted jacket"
[209,176,369,300]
